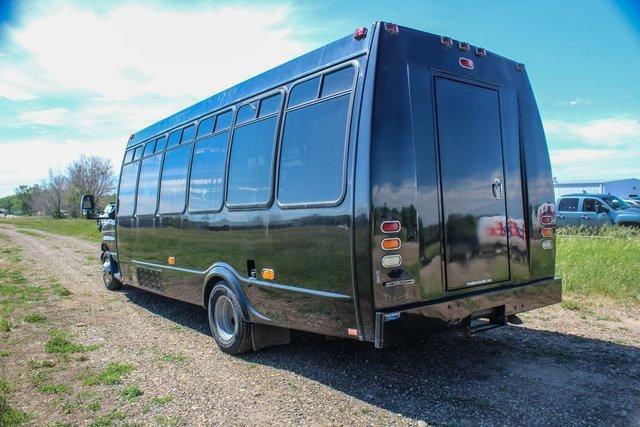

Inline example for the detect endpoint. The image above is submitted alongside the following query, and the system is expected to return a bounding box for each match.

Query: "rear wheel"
[101,251,122,291]
[208,281,253,354]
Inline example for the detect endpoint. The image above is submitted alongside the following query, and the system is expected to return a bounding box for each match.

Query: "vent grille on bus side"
[136,268,165,293]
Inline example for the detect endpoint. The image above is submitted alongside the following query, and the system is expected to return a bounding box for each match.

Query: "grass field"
[0,217,101,243]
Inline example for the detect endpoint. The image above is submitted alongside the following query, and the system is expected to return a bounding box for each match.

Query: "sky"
[0,0,639,196]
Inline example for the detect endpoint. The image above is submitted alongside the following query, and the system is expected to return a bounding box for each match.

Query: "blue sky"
[0,0,638,196]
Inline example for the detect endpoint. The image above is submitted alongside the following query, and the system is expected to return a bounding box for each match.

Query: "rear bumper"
[374,277,562,348]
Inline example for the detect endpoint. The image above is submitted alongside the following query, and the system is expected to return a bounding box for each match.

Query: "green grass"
[0,395,32,426]
[50,280,72,298]
[45,330,96,355]
[120,384,143,400]
[557,227,640,303]
[38,383,71,394]
[23,313,46,324]
[89,410,126,427]
[83,363,133,386]
[150,394,173,406]
[0,217,101,243]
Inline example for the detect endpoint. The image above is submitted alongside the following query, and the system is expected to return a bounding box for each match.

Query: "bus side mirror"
[80,194,96,219]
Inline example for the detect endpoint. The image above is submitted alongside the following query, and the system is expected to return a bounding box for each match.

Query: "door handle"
[582,215,590,220]
[557,214,565,219]
[491,178,503,200]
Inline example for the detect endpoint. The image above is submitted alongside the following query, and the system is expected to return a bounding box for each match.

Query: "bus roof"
[127,24,376,148]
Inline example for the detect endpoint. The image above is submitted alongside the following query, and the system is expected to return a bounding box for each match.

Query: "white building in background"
[553,178,640,199]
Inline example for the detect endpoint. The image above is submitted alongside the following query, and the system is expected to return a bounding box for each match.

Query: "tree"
[66,155,116,217]
[41,168,68,219]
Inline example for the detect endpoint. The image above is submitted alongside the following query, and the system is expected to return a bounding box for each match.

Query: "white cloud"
[556,98,591,107]
[18,107,69,125]
[544,117,640,146]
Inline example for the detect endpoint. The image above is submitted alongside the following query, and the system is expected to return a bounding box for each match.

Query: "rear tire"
[101,251,122,291]
[208,281,253,354]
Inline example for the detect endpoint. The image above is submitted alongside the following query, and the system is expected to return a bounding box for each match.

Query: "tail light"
[381,238,401,251]
[541,227,554,238]
[381,220,401,233]
[540,215,554,225]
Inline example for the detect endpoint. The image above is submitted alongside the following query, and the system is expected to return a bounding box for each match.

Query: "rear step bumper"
[373,277,562,348]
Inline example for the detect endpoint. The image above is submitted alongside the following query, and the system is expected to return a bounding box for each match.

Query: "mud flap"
[251,323,291,351]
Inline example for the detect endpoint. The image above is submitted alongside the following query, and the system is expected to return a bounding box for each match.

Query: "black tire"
[208,281,253,354]
[101,251,122,291]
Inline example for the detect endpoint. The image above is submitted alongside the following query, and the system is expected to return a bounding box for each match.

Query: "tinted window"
[197,116,214,138]
[583,198,602,212]
[118,162,139,216]
[143,140,155,157]
[236,102,258,124]
[167,130,181,148]
[288,77,320,107]
[189,133,229,212]
[136,154,162,215]
[259,93,282,117]
[158,145,192,214]
[181,124,195,143]
[123,149,134,163]
[558,198,578,212]
[321,67,354,98]
[227,116,278,206]
[278,94,350,205]
[215,110,232,131]
[133,146,144,160]
[155,136,167,151]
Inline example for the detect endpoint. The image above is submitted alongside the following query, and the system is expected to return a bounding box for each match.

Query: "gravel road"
[0,224,639,426]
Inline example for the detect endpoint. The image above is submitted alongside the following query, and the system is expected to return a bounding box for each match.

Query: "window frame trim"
[275,61,359,210]
[224,88,286,211]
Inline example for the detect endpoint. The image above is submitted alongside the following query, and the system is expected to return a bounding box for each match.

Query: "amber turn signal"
[381,238,401,251]
[167,256,176,265]
[261,268,275,280]
[541,227,553,238]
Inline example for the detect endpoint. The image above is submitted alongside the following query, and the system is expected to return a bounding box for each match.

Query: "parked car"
[556,194,640,227]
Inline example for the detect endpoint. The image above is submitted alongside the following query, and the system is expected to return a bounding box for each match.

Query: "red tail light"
[540,215,554,225]
[381,221,401,233]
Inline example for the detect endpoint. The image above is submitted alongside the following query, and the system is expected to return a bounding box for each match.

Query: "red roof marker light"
[384,22,399,35]
[441,36,453,47]
[354,27,367,40]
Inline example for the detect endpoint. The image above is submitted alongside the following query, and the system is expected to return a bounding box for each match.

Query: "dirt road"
[0,224,639,425]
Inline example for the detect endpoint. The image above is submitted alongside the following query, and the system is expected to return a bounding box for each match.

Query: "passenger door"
[434,76,510,290]
[581,198,611,226]
[556,197,580,226]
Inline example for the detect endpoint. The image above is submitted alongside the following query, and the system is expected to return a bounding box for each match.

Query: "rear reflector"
[541,227,554,238]
[354,27,367,40]
[459,58,474,69]
[381,255,402,268]
[540,215,554,225]
[347,328,358,336]
[381,238,401,251]
[441,36,453,47]
[384,22,399,35]
[459,41,470,52]
[475,47,487,56]
[380,220,401,233]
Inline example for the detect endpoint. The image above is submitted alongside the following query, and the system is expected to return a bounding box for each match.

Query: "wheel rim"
[214,295,236,343]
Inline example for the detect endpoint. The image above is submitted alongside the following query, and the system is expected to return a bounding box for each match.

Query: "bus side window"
[188,132,229,212]
[118,162,140,217]
[158,144,192,214]
[278,94,351,205]
[136,153,163,215]
[123,149,135,163]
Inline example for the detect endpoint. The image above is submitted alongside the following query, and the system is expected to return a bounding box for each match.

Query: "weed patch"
[45,330,96,355]
[84,363,133,386]
[120,384,143,400]
[23,313,46,324]
[38,383,71,395]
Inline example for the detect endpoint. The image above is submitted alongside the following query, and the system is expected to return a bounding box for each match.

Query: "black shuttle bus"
[82,22,561,354]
